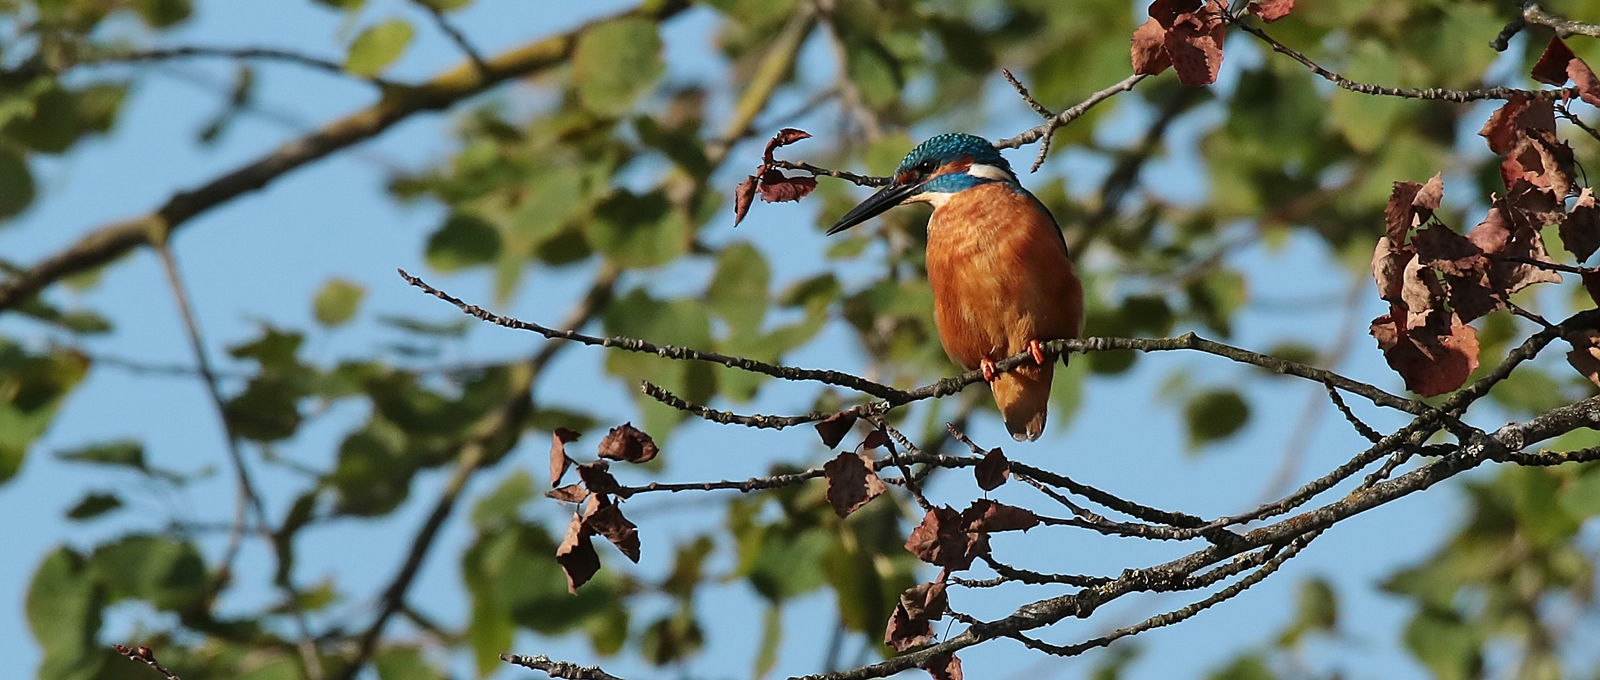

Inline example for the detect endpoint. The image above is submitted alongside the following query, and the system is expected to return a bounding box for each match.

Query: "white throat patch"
[967,163,1015,182]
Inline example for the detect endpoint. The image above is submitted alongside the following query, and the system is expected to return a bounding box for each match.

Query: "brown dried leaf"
[1414,224,1487,279]
[1245,0,1293,21]
[884,603,934,652]
[556,513,601,594]
[815,411,858,449]
[974,447,1010,491]
[860,429,892,451]
[549,427,581,488]
[823,451,887,518]
[757,168,818,203]
[1569,57,1600,108]
[1131,18,1171,75]
[1565,329,1600,387]
[904,506,989,571]
[1400,255,1445,332]
[924,652,963,680]
[1372,237,1410,302]
[1164,8,1225,87]
[1562,188,1600,262]
[1149,0,1202,27]
[961,499,1040,533]
[546,484,591,503]
[1532,36,1578,85]
[597,422,659,464]
[733,175,758,227]
[1583,271,1600,307]
[1472,195,1565,295]
[1384,181,1424,242]
[576,460,621,496]
[582,498,640,563]
[1501,130,1575,199]
[1370,312,1480,397]
[1479,95,1556,156]
[762,128,812,164]
[899,581,949,621]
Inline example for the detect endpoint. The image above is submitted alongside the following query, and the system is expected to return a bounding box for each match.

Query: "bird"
[826,133,1083,442]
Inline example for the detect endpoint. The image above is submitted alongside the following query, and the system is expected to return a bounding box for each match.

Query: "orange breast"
[923,183,1083,370]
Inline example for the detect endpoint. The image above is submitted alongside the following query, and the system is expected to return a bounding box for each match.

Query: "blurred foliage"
[6,0,1600,679]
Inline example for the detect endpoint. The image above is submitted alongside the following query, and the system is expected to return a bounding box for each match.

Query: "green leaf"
[28,548,102,680]
[472,469,534,532]
[375,647,446,680]
[331,423,415,516]
[56,440,145,472]
[1558,467,1600,518]
[0,148,34,219]
[1204,653,1275,680]
[1184,389,1250,448]
[426,213,501,272]
[1090,644,1142,680]
[587,190,688,269]
[313,277,366,327]
[65,493,121,521]
[2,345,90,484]
[571,17,664,116]
[1403,609,1480,680]
[639,610,704,666]
[415,0,472,10]
[345,19,415,77]
[133,0,191,26]
[585,605,629,657]
[1277,577,1337,646]
[89,535,207,613]
[236,657,301,680]
[707,241,770,336]
[753,604,782,679]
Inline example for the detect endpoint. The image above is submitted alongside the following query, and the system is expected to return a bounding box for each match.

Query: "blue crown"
[897,133,1012,176]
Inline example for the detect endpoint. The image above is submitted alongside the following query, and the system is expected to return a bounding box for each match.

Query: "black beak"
[825,181,921,235]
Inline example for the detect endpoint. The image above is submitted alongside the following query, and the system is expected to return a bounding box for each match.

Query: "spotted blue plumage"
[896,133,1018,195]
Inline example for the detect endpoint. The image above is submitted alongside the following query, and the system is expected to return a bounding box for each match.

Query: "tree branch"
[82,45,393,87]
[0,0,691,314]
[501,654,627,680]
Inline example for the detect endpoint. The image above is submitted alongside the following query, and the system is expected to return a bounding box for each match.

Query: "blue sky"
[0,1,1567,679]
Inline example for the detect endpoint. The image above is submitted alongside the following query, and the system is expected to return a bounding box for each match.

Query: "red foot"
[1028,339,1047,366]
[980,359,998,383]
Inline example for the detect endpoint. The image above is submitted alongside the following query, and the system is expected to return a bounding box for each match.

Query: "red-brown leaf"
[823,451,887,518]
[546,484,591,503]
[763,128,812,164]
[597,422,659,464]
[1413,224,1486,279]
[757,168,818,203]
[905,506,989,571]
[733,175,758,227]
[923,652,963,680]
[1584,271,1600,307]
[884,603,934,652]
[860,429,893,452]
[1532,36,1579,86]
[1384,181,1424,242]
[556,513,601,594]
[1400,255,1445,332]
[961,499,1040,533]
[549,427,581,487]
[1562,188,1600,262]
[1164,9,1225,87]
[1371,237,1410,303]
[1569,57,1600,108]
[582,497,640,563]
[899,580,949,621]
[1148,0,1202,27]
[1565,329,1600,387]
[576,460,621,496]
[1245,0,1292,21]
[1131,18,1172,75]
[815,411,859,449]
[1370,312,1480,397]
[1479,95,1556,157]
[974,447,1010,491]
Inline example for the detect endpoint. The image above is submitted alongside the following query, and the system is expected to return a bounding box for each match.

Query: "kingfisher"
[827,133,1084,442]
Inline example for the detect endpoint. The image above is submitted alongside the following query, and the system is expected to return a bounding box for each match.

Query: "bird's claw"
[980,359,998,383]
[1028,339,1046,366]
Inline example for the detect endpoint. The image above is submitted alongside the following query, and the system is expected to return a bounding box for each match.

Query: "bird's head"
[826,133,1016,235]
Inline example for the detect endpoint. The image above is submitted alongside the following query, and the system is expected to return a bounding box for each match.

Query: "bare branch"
[501,654,627,680]
[0,0,692,315]
[1521,2,1600,42]
[82,45,394,87]
[113,645,183,680]
[993,74,1148,156]
[413,1,493,79]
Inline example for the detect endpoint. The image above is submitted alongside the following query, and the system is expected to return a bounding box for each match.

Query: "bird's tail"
[992,362,1053,442]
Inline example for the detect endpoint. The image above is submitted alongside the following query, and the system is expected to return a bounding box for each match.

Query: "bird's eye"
[917,159,937,173]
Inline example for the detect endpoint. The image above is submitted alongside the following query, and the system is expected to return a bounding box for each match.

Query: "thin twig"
[993,74,1149,164]
[113,645,183,680]
[82,45,394,87]
[1521,2,1600,42]
[414,1,493,78]
[501,654,626,680]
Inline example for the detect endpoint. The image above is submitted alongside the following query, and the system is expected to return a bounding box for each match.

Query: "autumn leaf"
[923,652,963,680]
[961,499,1039,533]
[597,422,659,464]
[1565,329,1600,388]
[974,447,1010,491]
[546,484,591,503]
[556,513,601,593]
[1164,5,1226,87]
[1532,36,1579,85]
[823,451,886,518]
[860,429,892,451]
[732,175,757,226]
[582,496,640,562]
[1370,311,1480,397]
[885,602,934,652]
[1383,174,1442,242]
[814,411,858,448]
[756,168,818,203]
[1562,189,1600,263]
[762,128,812,163]
[1130,18,1171,75]
[1583,271,1600,307]
[1480,95,1556,157]
[576,460,622,496]
[899,580,949,621]
[549,427,581,487]
[1245,0,1293,21]
[1371,237,1410,303]
[905,506,989,571]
